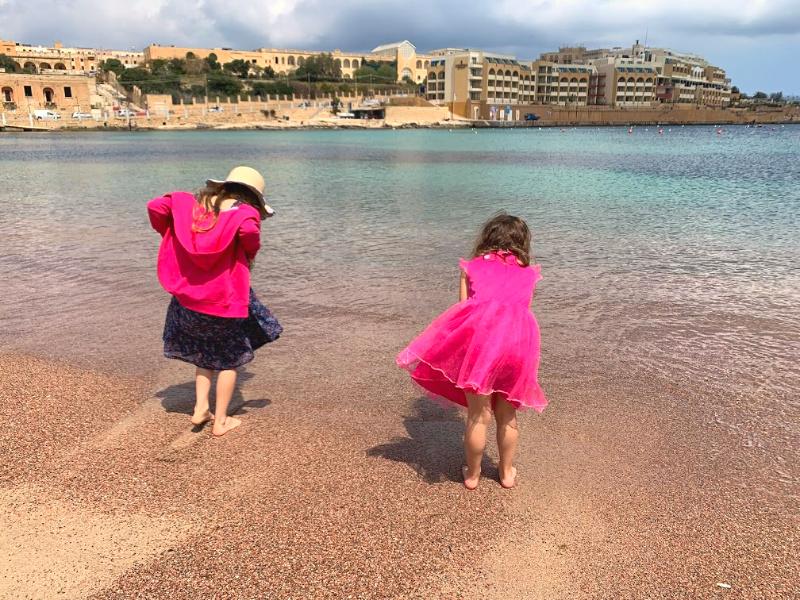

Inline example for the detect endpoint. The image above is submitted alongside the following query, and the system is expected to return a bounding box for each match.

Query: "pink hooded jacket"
[147,191,261,318]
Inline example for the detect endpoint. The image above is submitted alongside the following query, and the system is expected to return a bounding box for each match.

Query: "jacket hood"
[168,191,259,268]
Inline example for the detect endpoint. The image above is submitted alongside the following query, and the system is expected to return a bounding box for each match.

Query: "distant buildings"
[538,41,731,107]
[0,39,143,73]
[0,35,733,117]
[144,39,432,84]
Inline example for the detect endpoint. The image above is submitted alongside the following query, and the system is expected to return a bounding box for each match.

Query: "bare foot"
[499,466,517,489]
[462,465,480,490]
[190,410,214,427]
[211,416,241,437]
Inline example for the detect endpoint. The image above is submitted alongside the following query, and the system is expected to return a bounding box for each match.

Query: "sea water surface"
[1,126,798,474]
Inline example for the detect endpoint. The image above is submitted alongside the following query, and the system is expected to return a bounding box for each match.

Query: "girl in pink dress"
[397,214,547,489]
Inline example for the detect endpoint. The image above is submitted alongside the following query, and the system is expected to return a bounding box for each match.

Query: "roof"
[371,40,415,53]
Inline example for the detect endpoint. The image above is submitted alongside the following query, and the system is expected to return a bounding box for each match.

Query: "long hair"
[192,181,268,232]
[472,213,532,266]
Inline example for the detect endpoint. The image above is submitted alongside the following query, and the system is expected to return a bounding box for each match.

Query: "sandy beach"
[2,344,795,598]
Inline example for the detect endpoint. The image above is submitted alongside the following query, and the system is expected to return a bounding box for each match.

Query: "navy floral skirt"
[163,289,282,370]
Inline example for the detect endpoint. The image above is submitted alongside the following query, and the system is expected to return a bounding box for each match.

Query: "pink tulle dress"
[396,250,547,412]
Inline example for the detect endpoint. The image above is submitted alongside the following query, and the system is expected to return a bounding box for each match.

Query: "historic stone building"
[0,72,99,111]
[143,39,432,83]
[0,39,143,73]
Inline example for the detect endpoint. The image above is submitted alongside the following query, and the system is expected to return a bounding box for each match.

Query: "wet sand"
[3,333,796,598]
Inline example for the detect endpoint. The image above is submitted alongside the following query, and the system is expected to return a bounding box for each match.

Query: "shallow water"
[1,126,798,470]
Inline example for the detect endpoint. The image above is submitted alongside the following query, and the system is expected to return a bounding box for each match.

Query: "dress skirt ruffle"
[396,299,547,412]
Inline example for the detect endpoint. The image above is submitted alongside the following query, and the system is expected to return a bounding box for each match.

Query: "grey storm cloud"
[1,0,798,92]
[2,0,799,52]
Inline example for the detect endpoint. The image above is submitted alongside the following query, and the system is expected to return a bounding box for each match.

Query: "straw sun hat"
[207,166,274,216]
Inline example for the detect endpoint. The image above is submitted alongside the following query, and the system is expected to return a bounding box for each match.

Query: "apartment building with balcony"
[538,41,731,107]
[527,61,597,105]
[0,39,143,73]
[425,49,535,118]
[593,59,658,107]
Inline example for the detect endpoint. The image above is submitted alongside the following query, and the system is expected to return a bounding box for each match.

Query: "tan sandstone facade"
[144,40,432,84]
[1,39,143,73]
[0,72,99,111]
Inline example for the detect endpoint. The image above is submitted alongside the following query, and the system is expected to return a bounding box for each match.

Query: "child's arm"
[147,194,173,236]
[238,216,261,262]
[459,271,469,302]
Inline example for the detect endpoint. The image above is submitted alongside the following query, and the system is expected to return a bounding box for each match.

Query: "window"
[24,85,33,97]
[64,86,72,98]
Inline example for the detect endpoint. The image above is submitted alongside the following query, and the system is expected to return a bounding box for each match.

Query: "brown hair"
[472,213,532,266]
[192,181,268,232]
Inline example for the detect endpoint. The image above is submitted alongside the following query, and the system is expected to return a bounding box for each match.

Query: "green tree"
[0,54,20,73]
[769,91,784,103]
[99,58,125,76]
[205,53,221,72]
[753,91,768,99]
[294,53,342,81]
[118,66,181,94]
[223,59,252,78]
[354,58,397,83]
[251,80,292,97]
[207,71,243,97]
[168,58,186,75]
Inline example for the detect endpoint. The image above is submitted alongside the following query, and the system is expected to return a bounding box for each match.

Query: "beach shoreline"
[2,104,798,133]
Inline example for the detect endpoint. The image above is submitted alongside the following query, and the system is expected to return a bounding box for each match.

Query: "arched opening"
[23,61,38,73]
[343,59,351,68]
[636,77,644,84]
[424,60,429,67]
[504,69,511,76]
[297,56,305,65]
[43,87,55,103]
[428,72,437,81]
[1,87,13,103]
[335,59,341,67]
[627,77,635,83]
[402,67,412,80]
[352,59,359,68]
[416,60,422,68]
[39,62,52,70]
[287,56,295,66]
[488,68,496,76]
[54,62,67,70]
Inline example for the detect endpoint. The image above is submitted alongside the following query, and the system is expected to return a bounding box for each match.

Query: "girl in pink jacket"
[148,166,281,437]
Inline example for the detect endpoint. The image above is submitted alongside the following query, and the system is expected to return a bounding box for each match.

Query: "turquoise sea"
[1,125,798,469]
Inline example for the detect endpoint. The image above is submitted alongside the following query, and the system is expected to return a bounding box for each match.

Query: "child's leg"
[211,369,241,436]
[494,396,519,488]
[192,367,214,425]
[463,393,492,489]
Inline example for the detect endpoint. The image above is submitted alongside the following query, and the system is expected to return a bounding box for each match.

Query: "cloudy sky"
[1,0,798,94]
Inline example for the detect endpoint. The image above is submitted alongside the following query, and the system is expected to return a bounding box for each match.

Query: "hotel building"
[425,49,535,119]
[539,41,730,107]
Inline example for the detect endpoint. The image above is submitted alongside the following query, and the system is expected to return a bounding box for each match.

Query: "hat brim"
[207,179,275,216]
